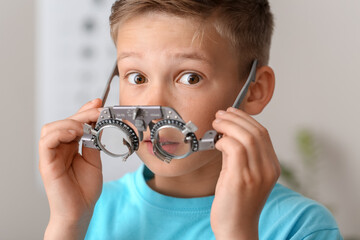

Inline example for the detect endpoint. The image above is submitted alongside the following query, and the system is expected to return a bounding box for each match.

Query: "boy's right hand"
[39,98,103,239]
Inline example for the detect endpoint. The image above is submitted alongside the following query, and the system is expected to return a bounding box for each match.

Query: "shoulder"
[264,183,336,224]
[259,183,343,240]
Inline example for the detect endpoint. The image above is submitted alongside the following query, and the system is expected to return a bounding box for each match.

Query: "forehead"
[115,13,237,65]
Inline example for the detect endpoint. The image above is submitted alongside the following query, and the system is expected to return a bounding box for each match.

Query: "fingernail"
[217,110,226,115]
[228,107,239,112]
[91,99,98,104]
[214,119,222,124]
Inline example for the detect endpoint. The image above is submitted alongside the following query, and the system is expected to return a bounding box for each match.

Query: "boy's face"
[116,13,246,176]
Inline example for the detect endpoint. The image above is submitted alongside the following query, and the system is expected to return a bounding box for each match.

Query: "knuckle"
[232,142,246,155]
[217,137,246,156]
[38,137,46,148]
[259,126,269,138]
[40,124,50,137]
[253,127,263,137]
[53,129,62,137]
[243,134,256,146]
[242,171,261,188]
[243,174,255,187]
[231,172,247,188]
[215,137,226,149]
[68,119,80,128]
[51,129,65,142]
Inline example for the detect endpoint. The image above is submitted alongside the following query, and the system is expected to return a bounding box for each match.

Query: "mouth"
[158,141,179,146]
[144,139,180,155]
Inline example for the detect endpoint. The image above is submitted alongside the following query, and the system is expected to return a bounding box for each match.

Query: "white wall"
[0,0,49,239]
[35,0,142,184]
[0,0,359,239]
[262,0,360,238]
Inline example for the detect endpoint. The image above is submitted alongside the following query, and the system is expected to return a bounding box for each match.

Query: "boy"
[39,0,342,239]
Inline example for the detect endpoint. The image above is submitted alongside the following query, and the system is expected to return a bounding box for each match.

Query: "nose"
[143,81,173,107]
[139,82,171,141]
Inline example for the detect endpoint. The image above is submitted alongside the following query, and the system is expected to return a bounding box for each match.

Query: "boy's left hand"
[210,107,281,240]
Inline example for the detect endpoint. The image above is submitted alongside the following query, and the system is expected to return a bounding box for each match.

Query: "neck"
[147,156,222,198]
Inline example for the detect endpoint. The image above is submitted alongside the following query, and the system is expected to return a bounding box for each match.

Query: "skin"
[39,13,280,240]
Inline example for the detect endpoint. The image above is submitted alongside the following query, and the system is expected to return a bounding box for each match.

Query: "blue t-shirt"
[85,165,342,240]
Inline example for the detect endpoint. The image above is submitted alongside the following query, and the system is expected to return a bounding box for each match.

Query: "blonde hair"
[109,0,274,76]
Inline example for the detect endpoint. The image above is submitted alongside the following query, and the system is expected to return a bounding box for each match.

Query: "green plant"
[279,128,318,197]
[280,128,359,240]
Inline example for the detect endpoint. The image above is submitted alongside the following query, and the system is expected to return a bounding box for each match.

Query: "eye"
[127,72,147,85]
[178,73,202,85]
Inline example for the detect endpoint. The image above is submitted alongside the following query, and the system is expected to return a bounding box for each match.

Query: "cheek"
[177,97,221,136]
[119,85,139,105]
[178,89,239,136]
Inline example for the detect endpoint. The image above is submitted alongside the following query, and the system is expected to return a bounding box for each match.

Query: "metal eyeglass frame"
[82,60,257,163]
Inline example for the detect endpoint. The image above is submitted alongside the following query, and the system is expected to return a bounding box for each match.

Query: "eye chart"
[36,0,141,182]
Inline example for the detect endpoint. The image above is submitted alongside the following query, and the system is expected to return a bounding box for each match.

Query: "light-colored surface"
[35,0,141,184]
[260,1,360,237]
[0,0,49,239]
[0,0,359,239]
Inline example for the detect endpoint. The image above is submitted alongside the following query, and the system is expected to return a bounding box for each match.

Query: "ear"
[242,66,275,115]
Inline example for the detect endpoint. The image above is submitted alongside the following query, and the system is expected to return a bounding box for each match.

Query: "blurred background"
[0,0,359,239]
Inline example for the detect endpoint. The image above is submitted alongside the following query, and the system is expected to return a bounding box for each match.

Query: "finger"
[68,107,102,123]
[77,98,102,113]
[218,110,280,183]
[213,118,261,173]
[215,110,271,165]
[215,111,265,141]
[40,128,82,149]
[221,111,278,170]
[217,109,280,186]
[39,128,82,161]
[215,136,249,172]
[41,119,83,138]
[226,107,266,131]
[215,136,263,186]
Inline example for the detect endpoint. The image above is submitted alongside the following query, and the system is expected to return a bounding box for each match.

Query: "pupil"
[188,75,199,84]
[135,75,144,84]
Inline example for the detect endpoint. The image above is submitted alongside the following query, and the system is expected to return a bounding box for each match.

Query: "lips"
[144,139,180,155]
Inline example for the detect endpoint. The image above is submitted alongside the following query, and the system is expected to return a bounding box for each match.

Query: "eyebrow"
[117,51,212,65]
[117,52,143,61]
[172,52,212,65]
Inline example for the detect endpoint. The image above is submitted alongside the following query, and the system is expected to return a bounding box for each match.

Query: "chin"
[136,144,222,178]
